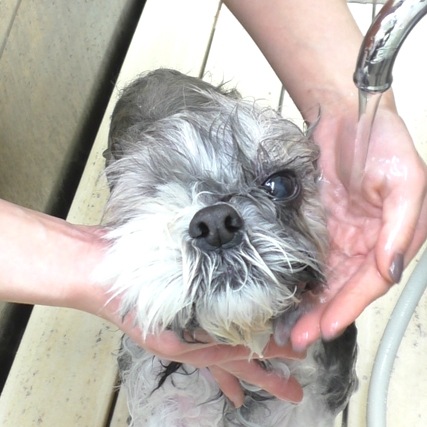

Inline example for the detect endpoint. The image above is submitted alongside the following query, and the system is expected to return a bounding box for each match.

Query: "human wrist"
[0,199,107,310]
[225,0,368,123]
[59,225,108,313]
[308,84,398,144]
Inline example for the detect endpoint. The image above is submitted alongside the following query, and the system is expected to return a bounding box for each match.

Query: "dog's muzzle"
[189,203,244,251]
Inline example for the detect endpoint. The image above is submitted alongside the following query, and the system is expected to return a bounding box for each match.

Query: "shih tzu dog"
[99,69,358,427]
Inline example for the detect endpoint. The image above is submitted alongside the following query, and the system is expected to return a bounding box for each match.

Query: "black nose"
[189,204,244,250]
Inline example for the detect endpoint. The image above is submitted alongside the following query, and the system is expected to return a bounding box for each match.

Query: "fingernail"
[230,396,244,409]
[291,336,308,354]
[322,320,349,342]
[389,252,404,284]
[283,377,304,404]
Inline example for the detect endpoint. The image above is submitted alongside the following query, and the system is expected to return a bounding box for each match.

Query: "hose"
[367,246,427,426]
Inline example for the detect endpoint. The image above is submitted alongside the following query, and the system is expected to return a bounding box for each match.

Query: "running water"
[348,90,382,191]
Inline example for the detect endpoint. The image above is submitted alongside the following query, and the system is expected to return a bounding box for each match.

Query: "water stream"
[348,90,383,191]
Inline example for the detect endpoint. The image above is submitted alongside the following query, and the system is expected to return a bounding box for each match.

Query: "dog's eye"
[261,170,300,201]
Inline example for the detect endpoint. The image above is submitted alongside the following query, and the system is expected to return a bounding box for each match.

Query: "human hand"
[94,295,304,408]
[291,98,427,350]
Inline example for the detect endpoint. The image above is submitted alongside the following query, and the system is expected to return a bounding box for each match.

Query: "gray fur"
[97,69,357,427]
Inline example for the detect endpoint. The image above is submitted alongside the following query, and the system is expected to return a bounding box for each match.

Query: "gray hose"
[367,246,427,427]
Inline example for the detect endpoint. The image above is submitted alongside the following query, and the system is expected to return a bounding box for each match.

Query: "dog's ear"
[103,141,121,166]
[105,69,242,167]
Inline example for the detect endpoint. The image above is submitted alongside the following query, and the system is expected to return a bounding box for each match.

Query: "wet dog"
[99,69,357,426]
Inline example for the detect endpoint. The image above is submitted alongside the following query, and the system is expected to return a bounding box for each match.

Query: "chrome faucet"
[354,0,427,93]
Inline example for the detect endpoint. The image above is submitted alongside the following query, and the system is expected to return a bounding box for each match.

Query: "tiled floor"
[1,1,426,426]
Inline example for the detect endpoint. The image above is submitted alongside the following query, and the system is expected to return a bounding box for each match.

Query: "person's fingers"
[290,301,325,351]
[138,331,220,359]
[376,187,427,283]
[209,366,245,408]
[216,359,303,404]
[106,309,220,356]
[153,340,304,368]
[291,250,391,348]
[205,340,307,407]
[319,255,390,341]
[359,145,427,284]
[262,339,307,360]
[114,308,306,364]
[104,310,218,356]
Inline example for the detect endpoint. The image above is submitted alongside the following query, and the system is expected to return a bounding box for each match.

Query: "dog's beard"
[102,206,322,354]
[97,76,328,355]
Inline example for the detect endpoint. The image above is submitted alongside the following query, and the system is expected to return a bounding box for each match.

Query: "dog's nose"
[189,204,244,250]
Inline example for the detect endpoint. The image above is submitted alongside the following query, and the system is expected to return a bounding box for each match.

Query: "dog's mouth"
[176,287,318,354]
[272,293,316,347]
[181,225,326,349]
[272,264,326,346]
[269,273,325,347]
[175,257,325,352]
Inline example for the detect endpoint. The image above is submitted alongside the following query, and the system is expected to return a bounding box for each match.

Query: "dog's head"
[99,71,328,354]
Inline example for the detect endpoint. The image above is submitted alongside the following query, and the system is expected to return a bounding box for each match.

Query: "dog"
[99,69,358,426]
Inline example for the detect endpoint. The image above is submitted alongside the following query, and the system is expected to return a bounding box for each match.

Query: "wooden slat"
[109,388,130,427]
[0,308,120,427]
[0,0,20,58]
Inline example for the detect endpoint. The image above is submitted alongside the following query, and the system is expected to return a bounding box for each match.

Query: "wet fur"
[98,69,358,426]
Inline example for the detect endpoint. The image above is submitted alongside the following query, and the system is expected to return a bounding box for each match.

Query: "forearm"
[224,0,395,121]
[0,199,106,311]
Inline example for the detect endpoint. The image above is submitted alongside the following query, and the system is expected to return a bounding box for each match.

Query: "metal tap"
[354,0,427,93]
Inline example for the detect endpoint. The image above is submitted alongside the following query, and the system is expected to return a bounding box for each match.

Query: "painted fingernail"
[389,252,404,284]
